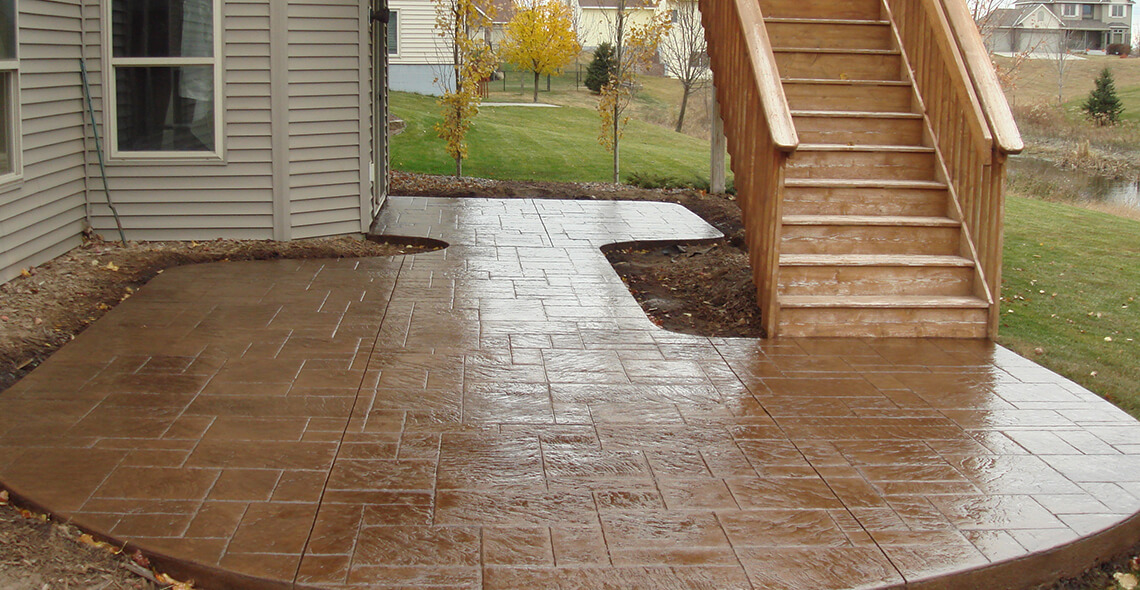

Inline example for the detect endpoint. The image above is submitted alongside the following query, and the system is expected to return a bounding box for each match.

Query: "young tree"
[501,1,581,103]
[434,0,498,177]
[585,42,616,93]
[597,1,669,184]
[1083,67,1125,126]
[1052,31,1073,105]
[657,0,708,132]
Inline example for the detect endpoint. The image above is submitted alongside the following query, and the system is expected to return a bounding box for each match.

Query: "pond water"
[1008,156,1140,210]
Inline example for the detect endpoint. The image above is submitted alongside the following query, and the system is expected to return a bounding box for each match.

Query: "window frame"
[1062,3,1078,17]
[388,10,399,56]
[0,0,21,185]
[104,0,224,161]
[1110,4,1125,18]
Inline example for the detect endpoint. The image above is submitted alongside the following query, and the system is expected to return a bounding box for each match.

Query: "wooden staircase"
[700,0,1024,338]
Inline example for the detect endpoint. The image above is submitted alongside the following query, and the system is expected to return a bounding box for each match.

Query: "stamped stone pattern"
[2,197,1140,589]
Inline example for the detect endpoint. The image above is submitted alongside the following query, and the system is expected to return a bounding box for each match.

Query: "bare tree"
[658,0,708,132]
[1053,30,1074,105]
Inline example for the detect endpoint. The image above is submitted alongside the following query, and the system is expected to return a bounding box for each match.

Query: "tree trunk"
[534,71,540,103]
[675,86,691,132]
[456,156,463,178]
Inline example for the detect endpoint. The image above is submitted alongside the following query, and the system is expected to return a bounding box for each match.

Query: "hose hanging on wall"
[79,59,127,247]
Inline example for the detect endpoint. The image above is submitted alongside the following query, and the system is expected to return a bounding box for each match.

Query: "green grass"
[390,91,721,184]
[999,195,1140,418]
[1120,83,1140,123]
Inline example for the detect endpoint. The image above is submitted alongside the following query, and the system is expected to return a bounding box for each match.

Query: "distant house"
[575,0,663,50]
[0,0,390,284]
[985,4,1067,53]
[987,1,1135,53]
[387,0,504,96]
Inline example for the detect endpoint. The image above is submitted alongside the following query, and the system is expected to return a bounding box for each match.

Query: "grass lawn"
[390,91,722,184]
[996,54,1140,108]
[999,195,1140,418]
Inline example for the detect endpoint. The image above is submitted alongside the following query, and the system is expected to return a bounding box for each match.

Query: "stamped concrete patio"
[2,197,1140,589]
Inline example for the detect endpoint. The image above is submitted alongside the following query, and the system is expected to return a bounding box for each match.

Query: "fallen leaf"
[0,490,8,505]
[78,534,122,554]
[1091,371,1099,377]
[1115,572,1138,590]
[19,268,31,277]
[131,549,151,569]
[33,318,43,326]
[1106,336,1114,342]
[105,262,119,272]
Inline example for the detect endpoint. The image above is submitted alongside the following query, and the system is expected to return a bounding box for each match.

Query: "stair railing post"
[711,86,727,194]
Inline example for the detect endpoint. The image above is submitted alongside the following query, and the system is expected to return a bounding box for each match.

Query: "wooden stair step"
[783,78,910,87]
[785,179,947,190]
[773,51,903,81]
[780,295,989,309]
[772,48,898,56]
[764,18,890,25]
[780,254,974,267]
[792,110,921,119]
[783,215,960,228]
[797,144,934,153]
[782,79,914,112]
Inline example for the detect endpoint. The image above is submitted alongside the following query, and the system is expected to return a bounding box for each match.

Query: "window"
[108,0,220,157]
[1062,3,1078,17]
[388,10,398,55]
[1082,4,1093,18]
[0,0,18,179]
[1110,4,1125,18]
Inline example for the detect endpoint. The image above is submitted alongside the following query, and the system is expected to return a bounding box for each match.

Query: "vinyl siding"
[0,0,87,283]
[287,0,368,239]
[389,0,450,66]
[84,0,277,241]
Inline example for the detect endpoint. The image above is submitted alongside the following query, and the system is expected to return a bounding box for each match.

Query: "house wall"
[82,0,278,241]
[82,0,372,242]
[286,0,371,239]
[577,6,660,49]
[389,0,455,95]
[0,0,88,283]
[3,0,379,284]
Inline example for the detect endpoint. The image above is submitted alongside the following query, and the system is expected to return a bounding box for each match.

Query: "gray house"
[987,1,1135,53]
[0,0,391,283]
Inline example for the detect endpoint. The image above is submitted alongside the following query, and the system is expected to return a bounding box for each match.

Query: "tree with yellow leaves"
[598,1,669,184]
[434,0,498,177]
[500,1,581,103]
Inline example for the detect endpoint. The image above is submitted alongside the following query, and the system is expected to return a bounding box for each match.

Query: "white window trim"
[1062,3,1078,17]
[103,0,224,161]
[388,10,399,57]
[1110,4,1125,18]
[0,19,19,186]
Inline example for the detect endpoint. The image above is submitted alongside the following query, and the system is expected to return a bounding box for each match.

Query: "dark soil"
[0,171,1133,589]
[0,497,158,590]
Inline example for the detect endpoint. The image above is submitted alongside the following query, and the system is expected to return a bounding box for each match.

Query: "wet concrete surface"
[1,197,1139,589]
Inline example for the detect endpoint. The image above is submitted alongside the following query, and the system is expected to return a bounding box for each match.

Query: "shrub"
[1106,43,1131,57]
[585,43,617,94]
[626,171,736,195]
[1082,67,1125,126]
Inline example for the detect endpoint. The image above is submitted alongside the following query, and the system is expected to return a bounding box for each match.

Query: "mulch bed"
[0,171,1133,589]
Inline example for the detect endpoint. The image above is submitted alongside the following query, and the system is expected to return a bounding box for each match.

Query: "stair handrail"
[939,0,1024,155]
[732,0,798,151]
[700,0,797,336]
[885,0,1019,338]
